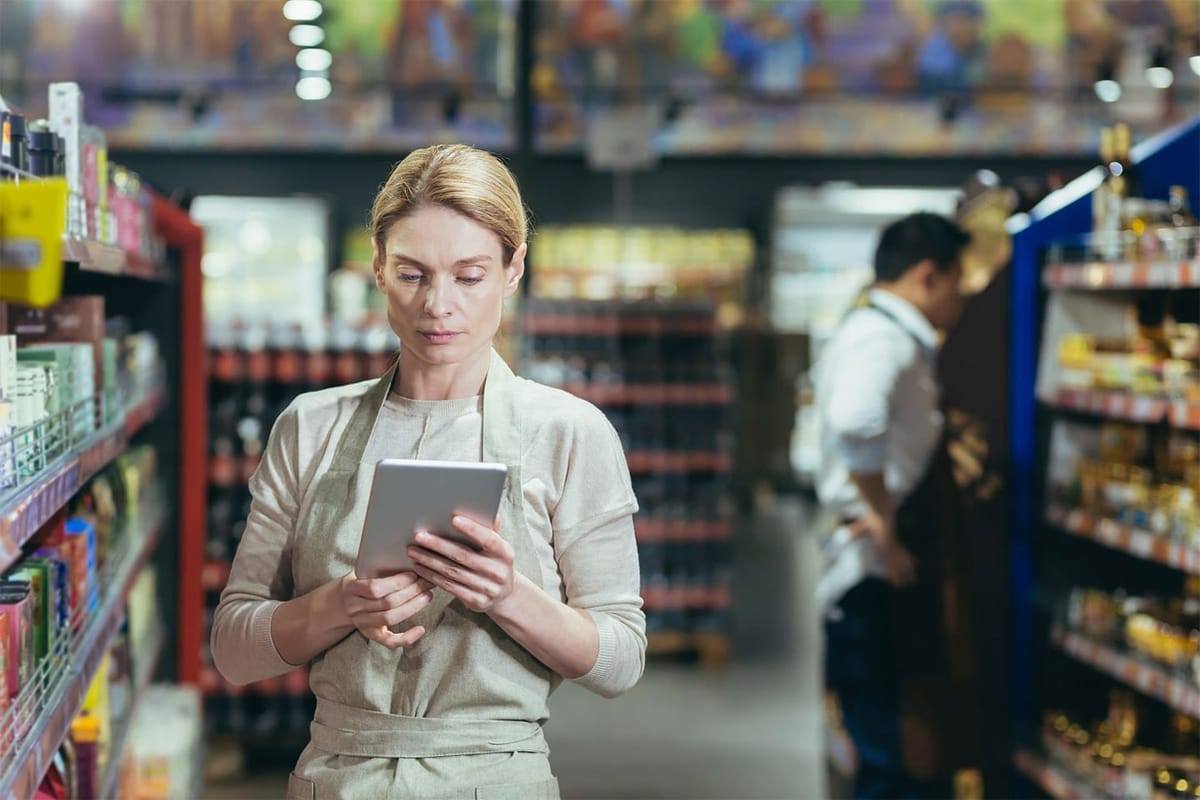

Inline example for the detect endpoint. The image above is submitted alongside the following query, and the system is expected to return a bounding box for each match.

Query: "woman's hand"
[406,516,515,614]
[338,571,434,649]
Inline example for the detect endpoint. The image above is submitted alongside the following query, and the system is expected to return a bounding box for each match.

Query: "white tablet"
[355,459,508,579]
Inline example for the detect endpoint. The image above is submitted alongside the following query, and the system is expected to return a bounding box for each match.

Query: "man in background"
[815,212,970,799]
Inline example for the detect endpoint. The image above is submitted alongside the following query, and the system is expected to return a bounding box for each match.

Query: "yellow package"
[0,178,69,307]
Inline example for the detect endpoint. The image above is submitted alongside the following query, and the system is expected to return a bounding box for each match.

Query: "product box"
[13,365,48,477]
[19,343,96,439]
[32,548,70,640]
[63,516,97,620]
[8,559,54,664]
[81,125,107,241]
[48,82,84,239]
[0,335,16,402]
[0,399,12,491]
[0,581,35,699]
[6,296,107,410]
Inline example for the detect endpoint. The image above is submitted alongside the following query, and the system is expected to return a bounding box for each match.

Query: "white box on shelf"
[48,82,84,239]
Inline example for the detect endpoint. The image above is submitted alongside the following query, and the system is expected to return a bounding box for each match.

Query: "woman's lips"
[419,331,460,344]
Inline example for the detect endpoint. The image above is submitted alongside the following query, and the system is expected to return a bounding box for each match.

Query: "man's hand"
[851,512,917,588]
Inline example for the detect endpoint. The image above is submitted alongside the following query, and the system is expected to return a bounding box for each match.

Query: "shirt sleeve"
[552,406,646,698]
[210,402,303,686]
[823,325,907,474]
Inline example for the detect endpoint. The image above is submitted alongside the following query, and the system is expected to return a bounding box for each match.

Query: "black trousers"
[825,578,915,800]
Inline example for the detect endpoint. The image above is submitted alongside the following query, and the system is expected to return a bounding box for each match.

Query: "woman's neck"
[393,347,491,400]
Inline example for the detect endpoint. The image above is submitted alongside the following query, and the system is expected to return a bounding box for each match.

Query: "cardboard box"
[5,296,107,403]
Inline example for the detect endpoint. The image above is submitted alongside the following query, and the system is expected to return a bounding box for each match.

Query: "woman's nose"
[424,284,452,316]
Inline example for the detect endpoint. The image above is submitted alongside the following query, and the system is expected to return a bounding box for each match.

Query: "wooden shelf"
[1051,626,1200,718]
[1043,259,1200,290]
[1047,504,1200,575]
[646,632,729,668]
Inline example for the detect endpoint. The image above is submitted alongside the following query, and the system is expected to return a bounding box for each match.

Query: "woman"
[212,144,646,799]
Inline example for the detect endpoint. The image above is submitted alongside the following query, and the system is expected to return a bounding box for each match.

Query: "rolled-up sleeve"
[211,403,302,686]
[824,334,904,474]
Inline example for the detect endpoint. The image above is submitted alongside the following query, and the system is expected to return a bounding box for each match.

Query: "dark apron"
[865,302,981,783]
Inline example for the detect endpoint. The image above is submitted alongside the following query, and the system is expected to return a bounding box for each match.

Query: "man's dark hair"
[873,212,971,284]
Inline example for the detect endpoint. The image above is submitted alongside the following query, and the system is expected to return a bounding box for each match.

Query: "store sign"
[585,108,659,171]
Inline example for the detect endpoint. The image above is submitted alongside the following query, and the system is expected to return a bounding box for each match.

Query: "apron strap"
[311,697,549,759]
[327,361,399,475]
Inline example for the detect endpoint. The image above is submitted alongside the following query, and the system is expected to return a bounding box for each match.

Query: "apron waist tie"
[311,697,549,759]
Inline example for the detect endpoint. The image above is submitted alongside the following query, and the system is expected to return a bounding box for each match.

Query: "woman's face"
[374,204,525,370]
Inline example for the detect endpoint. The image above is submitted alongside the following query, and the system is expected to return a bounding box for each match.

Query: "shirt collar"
[867,289,940,352]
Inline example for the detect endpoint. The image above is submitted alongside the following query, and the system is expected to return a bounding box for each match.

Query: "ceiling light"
[289,24,325,48]
[1146,66,1174,89]
[296,48,332,72]
[1094,79,1121,103]
[283,0,322,22]
[296,76,332,101]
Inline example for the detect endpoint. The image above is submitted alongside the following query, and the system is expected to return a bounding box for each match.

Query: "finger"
[350,572,422,600]
[364,624,426,650]
[407,544,495,591]
[350,579,434,615]
[411,530,490,571]
[356,588,435,628]
[450,514,505,553]
[412,564,488,609]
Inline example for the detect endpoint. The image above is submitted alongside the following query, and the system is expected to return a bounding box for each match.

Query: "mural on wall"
[533,0,1200,154]
[0,0,517,150]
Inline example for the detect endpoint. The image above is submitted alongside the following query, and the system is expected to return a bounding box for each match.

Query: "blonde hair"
[370,144,529,263]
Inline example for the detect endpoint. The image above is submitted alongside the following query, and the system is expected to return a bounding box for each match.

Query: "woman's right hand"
[339,571,434,649]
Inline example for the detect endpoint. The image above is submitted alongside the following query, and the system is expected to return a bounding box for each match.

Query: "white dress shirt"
[813,289,944,614]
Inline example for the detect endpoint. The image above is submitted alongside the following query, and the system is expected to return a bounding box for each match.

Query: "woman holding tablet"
[211,144,645,799]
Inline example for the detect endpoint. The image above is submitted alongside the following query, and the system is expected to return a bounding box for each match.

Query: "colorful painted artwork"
[532,0,1200,154]
[0,0,517,150]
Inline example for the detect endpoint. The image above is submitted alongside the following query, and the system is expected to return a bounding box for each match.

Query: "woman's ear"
[504,243,527,297]
[373,240,386,291]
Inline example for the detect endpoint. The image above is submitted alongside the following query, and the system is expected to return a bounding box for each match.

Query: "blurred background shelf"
[1043,260,1200,290]
[1047,504,1200,574]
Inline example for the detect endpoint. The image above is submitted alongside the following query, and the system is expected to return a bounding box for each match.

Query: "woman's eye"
[458,276,484,286]
[398,273,423,283]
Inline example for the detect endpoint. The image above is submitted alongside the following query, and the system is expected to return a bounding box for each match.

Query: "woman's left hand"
[407,516,516,614]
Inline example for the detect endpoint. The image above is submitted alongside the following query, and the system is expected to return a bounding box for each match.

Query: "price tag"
[1128,530,1153,559]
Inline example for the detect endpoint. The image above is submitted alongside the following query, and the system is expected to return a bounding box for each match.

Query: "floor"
[204,497,826,800]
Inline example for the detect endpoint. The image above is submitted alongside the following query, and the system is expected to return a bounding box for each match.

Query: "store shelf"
[635,519,731,542]
[0,383,168,573]
[1013,747,1107,800]
[523,313,720,336]
[0,497,167,800]
[0,387,167,573]
[1047,388,1200,429]
[1043,259,1200,290]
[1051,626,1200,718]
[62,237,164,281]
[100,614,166,800]
[626,451,731,474]
[561,383,733,406]
[1047,504,1200,575]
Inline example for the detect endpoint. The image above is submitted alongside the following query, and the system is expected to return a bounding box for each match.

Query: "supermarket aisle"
[205,500,824,800]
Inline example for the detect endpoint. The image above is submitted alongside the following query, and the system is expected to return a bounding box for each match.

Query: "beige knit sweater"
[211,380,646,699]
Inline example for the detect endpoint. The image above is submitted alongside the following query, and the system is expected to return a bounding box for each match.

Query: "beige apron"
[286,352,561,800]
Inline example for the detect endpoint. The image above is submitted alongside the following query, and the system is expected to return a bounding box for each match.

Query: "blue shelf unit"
[1007,114,1200,790]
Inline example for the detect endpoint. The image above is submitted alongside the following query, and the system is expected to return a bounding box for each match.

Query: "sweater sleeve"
[552,407,646,698]
[210,402,303,686]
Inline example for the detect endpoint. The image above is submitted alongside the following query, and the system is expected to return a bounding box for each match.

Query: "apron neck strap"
[328,360,398,474]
